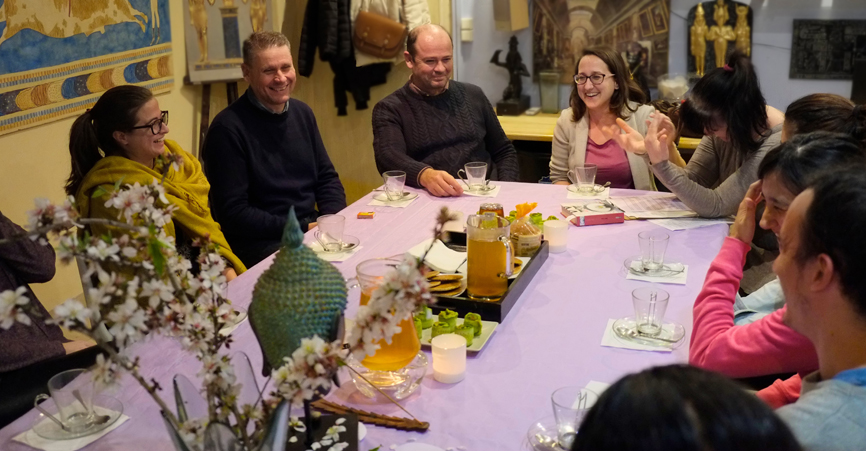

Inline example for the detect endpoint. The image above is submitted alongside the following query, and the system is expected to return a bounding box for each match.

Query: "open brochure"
[608,193,698,219]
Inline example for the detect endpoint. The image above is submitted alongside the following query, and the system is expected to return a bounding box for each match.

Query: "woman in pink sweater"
[689,130,866,408]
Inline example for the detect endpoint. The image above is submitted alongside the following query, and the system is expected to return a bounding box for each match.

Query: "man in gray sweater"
[373,24,519,197]
[773,169,866,450]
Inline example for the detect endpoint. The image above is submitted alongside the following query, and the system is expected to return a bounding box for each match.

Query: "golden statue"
[707,0,735,69]
[734,4,751,57]
[189,0,217,62]
[249,0,268,33]
[690,4,709,76]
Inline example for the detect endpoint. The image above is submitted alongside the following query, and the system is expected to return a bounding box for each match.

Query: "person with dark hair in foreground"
[635,50,785,218]
[373,24,519,197]
[773,169,866,450]
[572,365,802,451]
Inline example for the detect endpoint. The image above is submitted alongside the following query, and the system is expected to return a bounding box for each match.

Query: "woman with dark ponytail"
[67,85,246,278]
[638,50,785,218]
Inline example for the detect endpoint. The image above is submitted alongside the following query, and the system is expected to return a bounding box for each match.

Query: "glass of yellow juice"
[356,257,422,371]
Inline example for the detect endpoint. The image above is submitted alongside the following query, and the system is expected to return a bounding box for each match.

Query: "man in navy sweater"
[204,32,346,268]
[373,24,519,197]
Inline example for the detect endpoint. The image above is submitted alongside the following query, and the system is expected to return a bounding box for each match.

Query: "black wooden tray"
[429,240,550,322]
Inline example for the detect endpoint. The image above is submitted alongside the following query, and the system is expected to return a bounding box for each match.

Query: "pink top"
[585,137,634,189]
[689,237,818,383]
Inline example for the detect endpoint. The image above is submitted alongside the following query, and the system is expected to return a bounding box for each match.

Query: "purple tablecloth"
[0,182,729,450]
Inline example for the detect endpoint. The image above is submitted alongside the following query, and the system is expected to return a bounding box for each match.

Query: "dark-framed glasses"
[130,110,169,135]
[574,74,613,85]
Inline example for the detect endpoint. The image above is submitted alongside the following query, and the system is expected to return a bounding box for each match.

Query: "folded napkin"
[407,239,466,273]
[625,261,688,285]
[14,410,130,451]
[600,319,672,352]
[367,196,417,208]
[462,184,501,198]
[566,186,610,199]
[306,241,363,262]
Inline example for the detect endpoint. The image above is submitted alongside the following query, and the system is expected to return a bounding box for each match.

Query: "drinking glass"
[466,213,513,300]
[34,369,95,433]
[567,164,598,193]
[314,214,345,252]
[382,170,406,201]
[632,287,670,336]
[355,257,422,371]
[458,162,488,191]
[638,230,669,271]
[551,387,598,449]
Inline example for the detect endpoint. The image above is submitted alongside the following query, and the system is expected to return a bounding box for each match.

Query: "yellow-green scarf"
[76,140,246,273]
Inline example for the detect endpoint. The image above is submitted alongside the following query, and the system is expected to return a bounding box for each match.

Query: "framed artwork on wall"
[639,10,654,38]
[0,0,173,136]
[650,4,668,34]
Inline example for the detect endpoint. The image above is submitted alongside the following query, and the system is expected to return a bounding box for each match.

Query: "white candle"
[544,220,568,253]
[431,334,467,383]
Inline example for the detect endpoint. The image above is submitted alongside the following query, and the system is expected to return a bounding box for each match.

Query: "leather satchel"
[353,10,408,59]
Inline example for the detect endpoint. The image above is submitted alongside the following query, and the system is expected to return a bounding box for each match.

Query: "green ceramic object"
[249,207,348,374]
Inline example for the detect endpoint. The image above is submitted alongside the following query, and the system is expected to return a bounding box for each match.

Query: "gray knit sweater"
[650,124,783,218]
[372,80,519,187]
[777,370,866,451]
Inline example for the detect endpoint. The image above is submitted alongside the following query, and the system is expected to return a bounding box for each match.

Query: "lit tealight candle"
[544,220,568,253]
[431,334,467,383]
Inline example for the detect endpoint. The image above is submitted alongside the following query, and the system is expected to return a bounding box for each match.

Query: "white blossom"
[91,353,120,388]
[0,287,31,329]
[53,299,92,329]
[106,298,148,345]
[86,240,121,261]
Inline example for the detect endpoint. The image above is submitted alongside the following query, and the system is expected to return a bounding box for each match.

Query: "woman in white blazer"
[549,47,683,190]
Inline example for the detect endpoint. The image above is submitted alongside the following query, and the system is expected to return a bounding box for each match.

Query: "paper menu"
[609,194,698,219]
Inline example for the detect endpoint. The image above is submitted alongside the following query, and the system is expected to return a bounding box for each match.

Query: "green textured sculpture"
[249,207,348,375]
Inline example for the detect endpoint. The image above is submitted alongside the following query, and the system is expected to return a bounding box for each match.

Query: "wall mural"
[183,0,273,84]
[532,0,671,95]
[0,0,173,136]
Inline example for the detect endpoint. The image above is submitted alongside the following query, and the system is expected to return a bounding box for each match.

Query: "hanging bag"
[353,3,408,59]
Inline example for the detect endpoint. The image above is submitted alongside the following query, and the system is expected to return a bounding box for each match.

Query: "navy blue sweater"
[203,91,346,267]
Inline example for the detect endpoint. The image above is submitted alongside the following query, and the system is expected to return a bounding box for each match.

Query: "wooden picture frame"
[639,10,653,37]
[650,3,668,34]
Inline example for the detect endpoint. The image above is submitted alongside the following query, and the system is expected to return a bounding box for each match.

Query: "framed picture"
[639,10,653,37]
[650,3,668,34]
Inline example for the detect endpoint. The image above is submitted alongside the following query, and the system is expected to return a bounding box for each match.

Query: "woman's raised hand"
[644,111,671,164]
[613,119,648,155]
[729,180,763,245]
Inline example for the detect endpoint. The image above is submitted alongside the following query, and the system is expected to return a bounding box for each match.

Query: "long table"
[0,182,729,450]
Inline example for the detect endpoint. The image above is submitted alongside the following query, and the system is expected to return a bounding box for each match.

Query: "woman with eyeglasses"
[66,85,245,279]
[637,51,785,218]
[549,46,684,190]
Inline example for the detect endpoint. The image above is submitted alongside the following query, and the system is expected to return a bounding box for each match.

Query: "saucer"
[32,394,124,440]
[464,183,496,193]
[372,191,418,202]
[623,255,685,278]
[526,416,569,451]
[612,316,685,348]
[567,183,605,194]
[313,235,360,253]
